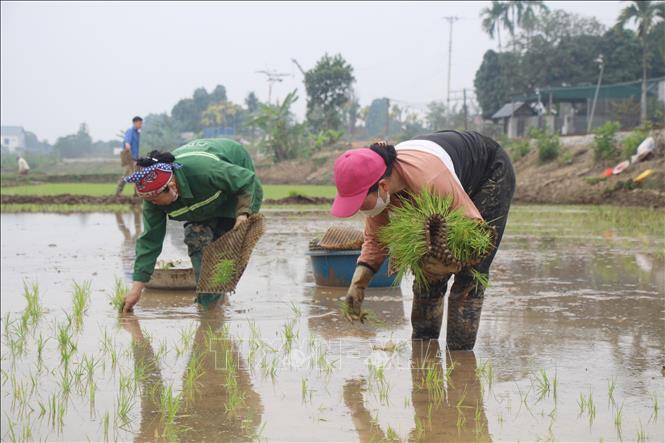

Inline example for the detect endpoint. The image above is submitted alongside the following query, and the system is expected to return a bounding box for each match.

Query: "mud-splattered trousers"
[411,147,515,349]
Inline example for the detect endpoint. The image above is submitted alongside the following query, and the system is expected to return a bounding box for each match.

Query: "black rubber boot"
[411,277,450,340]
[446,273,486,350]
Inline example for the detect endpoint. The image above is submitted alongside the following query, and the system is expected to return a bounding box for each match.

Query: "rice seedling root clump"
[378,188,495,287]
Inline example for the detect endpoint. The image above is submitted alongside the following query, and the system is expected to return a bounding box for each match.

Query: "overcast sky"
[1,1,626,142]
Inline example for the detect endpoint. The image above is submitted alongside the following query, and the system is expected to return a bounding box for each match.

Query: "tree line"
[476,1,664,120]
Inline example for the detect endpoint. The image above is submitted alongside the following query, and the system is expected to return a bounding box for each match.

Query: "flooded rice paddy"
[1,205,663,442]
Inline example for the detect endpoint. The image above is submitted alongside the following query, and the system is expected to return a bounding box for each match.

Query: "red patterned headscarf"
[123,163,181,198]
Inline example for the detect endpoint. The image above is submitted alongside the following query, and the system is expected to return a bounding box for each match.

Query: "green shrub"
[529,128,560,163]
[592,121,621,161]
[505,138,531,160]
[314,129,343,149]
[621,122,651,158]
[559,148,573,165]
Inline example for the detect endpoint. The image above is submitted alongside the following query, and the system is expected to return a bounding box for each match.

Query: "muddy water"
[1,206,663,442]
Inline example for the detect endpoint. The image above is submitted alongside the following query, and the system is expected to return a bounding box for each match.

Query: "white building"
[0,126,27,152]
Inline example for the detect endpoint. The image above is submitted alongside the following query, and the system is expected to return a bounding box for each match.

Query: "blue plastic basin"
[306,249,396,287]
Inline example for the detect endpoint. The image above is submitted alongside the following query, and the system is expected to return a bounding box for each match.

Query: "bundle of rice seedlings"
[378,188,495,287]
[212,259,236,287]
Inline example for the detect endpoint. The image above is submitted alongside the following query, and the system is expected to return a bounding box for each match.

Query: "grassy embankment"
[0,183,336,213]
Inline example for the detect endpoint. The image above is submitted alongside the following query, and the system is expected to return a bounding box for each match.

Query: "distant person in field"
[116,116,143,196]
[17,155,30,175]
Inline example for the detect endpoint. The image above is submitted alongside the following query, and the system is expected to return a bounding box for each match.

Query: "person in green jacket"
[121,138,263,312]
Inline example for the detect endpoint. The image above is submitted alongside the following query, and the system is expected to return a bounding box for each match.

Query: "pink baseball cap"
[331,148,387,218]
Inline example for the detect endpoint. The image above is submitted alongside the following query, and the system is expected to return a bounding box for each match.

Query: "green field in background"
[0,183,337,199]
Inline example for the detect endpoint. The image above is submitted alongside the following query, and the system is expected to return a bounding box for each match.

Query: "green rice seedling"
[414,417,425,440]
[72,280,92,328]
[648,393,659,424]
[179,325,196,349]
[607,378,616,405]
[290,301,302,317]
[587,392,596,425]
[102,411,110,442]
[456,385,468,419]
[614,402,623,433]
[552,370,558,404]
[38,400,46,418]
[281,320,298,353]
[378,189,494,288]
[155,338,168,361]
[109,278,127,312]
[183,350,205,400]
[60,369,73,397]
[22,281,43,325]
[423,362,444,403]
[89,380,97,414]
[535,369,550,401]
[636,420,647,443]
[115,388,134,430]
[81,353,98,384]
[578,392,587,415]
[385,426,400,442]
[224,348,246,415]
[456,408,466,433]
[57,320,77,370]
[378,380,391,405]
[212,259,236,287]
[301,377,311,403]
[473,400,485,437]
[36,333,46,369]
[316,345,338,376]
[109,346,118,371]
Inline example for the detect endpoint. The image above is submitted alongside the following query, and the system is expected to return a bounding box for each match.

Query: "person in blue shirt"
[116,116,143,196]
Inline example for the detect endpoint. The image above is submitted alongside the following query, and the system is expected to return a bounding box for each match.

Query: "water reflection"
[120,295,263,442]
[342,341,490,442]
[115,208,142,280]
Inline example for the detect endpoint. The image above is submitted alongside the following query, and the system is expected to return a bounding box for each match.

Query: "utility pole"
[443,16,459,109]
[463,88,468,130]
[384,98,390,138]
[255,69,292,104]
[587,55,605,133]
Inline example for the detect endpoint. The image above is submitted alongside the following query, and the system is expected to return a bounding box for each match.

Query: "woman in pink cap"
[331,130,515,350]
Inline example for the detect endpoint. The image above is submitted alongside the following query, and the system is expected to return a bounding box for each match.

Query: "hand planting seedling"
[338,301,383,325]
[338,301,368,323]
[378,188,495,288]
[212,259,236,287]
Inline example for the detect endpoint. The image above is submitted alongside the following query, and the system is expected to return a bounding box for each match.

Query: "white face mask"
[360,189,390,218]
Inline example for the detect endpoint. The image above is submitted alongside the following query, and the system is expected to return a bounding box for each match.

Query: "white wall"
[1,133,25,152]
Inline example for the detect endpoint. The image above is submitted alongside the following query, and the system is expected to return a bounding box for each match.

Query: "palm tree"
[505,0,524,51]
[481,1,510,50]
[519,1,549,49]
[617,0,665,123]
